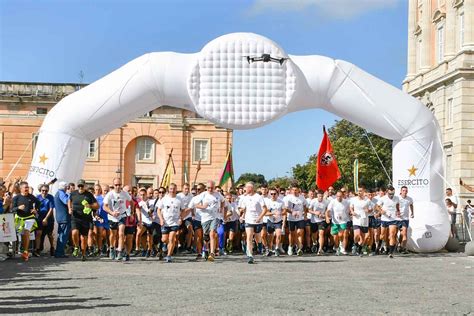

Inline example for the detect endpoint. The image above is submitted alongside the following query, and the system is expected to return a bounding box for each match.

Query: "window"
[446,98,454,127]
[136,137,155,162]
[193,139,210,163]
[445,154,452,186]
[437,25,444,63]
[459,12,464,49]
[36,107,47,115]
[87,139,99,160]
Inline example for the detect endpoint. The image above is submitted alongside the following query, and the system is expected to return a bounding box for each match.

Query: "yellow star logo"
[408,165,417,177]
[39,153,48,165]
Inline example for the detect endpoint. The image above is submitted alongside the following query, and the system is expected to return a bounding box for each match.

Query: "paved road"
[1,252,473,315]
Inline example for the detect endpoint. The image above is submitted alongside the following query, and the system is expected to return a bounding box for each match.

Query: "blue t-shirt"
[36,194,55,214]
[95,194,109,224]
[0,197,3,214]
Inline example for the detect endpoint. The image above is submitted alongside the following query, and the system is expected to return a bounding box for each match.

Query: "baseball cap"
[77,179,86,186]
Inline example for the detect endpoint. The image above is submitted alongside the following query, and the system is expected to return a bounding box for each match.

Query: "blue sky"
[0,0,408,180]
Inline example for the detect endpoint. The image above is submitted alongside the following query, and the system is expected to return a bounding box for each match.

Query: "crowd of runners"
[0,178,466,264]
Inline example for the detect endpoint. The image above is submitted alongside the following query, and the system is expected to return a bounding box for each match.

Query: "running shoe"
[341,249,348,255]
[248,256,254,264]
[164,256,172,263]
[21,251,29,262]
[401,248,409,254]
[116,251,123,261]
[274,249,280,257]
[32,250,40,257]
[72,247,80,257]
[146,250,151,258]
[317,250,324,256]
[351,245,357,255]
[287,246,293,256]
[81,255,86,262]
[311,244,318,253]
[388,253,394,259]
[50,247,55,257]
[336,248,341,256]
[125,255,130,261]
[297,248,303,256]
[195,253,202,261]
[110,248,116,260]
[208,253,215,262]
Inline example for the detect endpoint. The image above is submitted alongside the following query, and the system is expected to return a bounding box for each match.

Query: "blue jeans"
[55,222,70,257]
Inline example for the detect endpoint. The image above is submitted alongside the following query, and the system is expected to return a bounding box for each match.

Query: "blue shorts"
[369,216,380,228]
[181,217,193,230]
[314,221,328,231]
[161,225,179,234]
[381,220,398,228]
[239,221,246,232]
[192,220,202,230]
[397,220,409,229]
[245,223,263,233]
[266,221,283,234]
[224,220,238,232]
[288,220,305,231]
[353,225,369,233]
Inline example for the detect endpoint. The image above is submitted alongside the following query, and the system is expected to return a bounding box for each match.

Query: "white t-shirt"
[327,199,350,224]
[177,192,193,220]
[240,193,266,225]
[306,198,313,220]
[377,195,400,222]
[148,198,161,224]
[195,191,223,223]
[284,194,307,222]
[310,199,328,223]
[103,190,132,223]
[266,198,284,223]
[397,195,413,220]
[188,195,203,221]
[262,196,271,223]
[225,201,239,222]
[157,194,184,227]
[445,195,459,211]
[138,199,153,225]
[350,197,370,227]
[368,198,377,217]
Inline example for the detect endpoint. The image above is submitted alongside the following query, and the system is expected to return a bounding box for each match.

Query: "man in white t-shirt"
[177,183,194,253]
[264,188,285,256]
[396,186,414,254]
[350,187,370,256]
[194,181,224,262]
[445,188,459,235]
[223,192,239,254]
[157,183,185,263]
[376,186,400,258]
[326,191,350,255]
[238,182,267,264]
[308,190,328,255]
[259,185,270,255]
[304,190,315,253]
[283,185,307,256]
[136,188,154,258]
[103,177,132,261]
[187,183,206,260]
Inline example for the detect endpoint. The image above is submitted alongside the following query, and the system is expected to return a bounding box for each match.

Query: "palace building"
[403,0,474,202]
[0,81,233,188]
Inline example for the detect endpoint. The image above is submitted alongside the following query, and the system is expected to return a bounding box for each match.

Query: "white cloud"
[248,0,399,20]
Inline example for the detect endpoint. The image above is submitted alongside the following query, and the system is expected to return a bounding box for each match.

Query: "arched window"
[136,137,155,162]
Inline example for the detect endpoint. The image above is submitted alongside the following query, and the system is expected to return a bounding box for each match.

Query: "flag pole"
[161,148,173,188]
[192,159,202,188]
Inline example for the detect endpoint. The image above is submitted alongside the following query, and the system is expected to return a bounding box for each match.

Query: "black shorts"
[288,220,305,231]
[224,220,237,233]
[397,220,409,229]
[36,215,54,233]
[266,221,282,234]
[309,222,318,233]
[71,218,92,237]
[161,225,179,234]
[353,225,369,233]
[245,223,263,233]
[368,216,379,228]
[346,220,353,229]
[315,221,328,231]
[125,226,136,235]
[305,219,312,227]
[192,220,202,231]
[142,223,154,234]
[239,221,246,232]
[109,217,126,230]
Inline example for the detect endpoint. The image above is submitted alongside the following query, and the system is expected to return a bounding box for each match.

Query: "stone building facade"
[403,0,474,202]
[0,81,233,189]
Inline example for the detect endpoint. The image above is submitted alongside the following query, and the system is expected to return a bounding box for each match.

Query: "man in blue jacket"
[54,181,70,258]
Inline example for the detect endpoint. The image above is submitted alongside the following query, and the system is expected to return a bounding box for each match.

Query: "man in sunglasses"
[177,183,194,253]
[264,188,285,256]
[283,185,308,256]
[376,186,400,258]
[103,178,132,261]
[68,179,99,261]
[157,183,186,263]
[194,180,224,262]
[187,183,206,260]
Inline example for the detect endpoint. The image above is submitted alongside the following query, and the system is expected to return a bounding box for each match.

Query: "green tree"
[236,173,267,187]
[267,176,293,189]
[283,120,392,191]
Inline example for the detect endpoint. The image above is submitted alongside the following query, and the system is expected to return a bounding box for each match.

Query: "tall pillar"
[421,0,432,70]
[407,0,418,78]
[445,0,456,58]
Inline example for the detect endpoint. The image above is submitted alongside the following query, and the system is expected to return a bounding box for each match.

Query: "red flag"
[316,126,341,191]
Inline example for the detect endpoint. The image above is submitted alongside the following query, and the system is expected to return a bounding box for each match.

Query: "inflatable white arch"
[28,33,449,252]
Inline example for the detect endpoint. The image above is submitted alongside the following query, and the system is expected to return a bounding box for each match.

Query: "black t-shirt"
[69,190,97,222]
[12,194,39,218]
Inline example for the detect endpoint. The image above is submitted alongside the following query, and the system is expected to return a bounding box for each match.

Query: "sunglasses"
[270,193,277,195]
[158,191,165,194]
[41,190,48,192]
[78,184,84,187]
[114,184,121,186]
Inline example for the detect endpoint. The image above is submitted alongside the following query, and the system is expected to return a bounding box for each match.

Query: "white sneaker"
[288,246,293,256]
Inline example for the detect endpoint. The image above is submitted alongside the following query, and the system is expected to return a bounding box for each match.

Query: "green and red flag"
[218,147,234,187]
